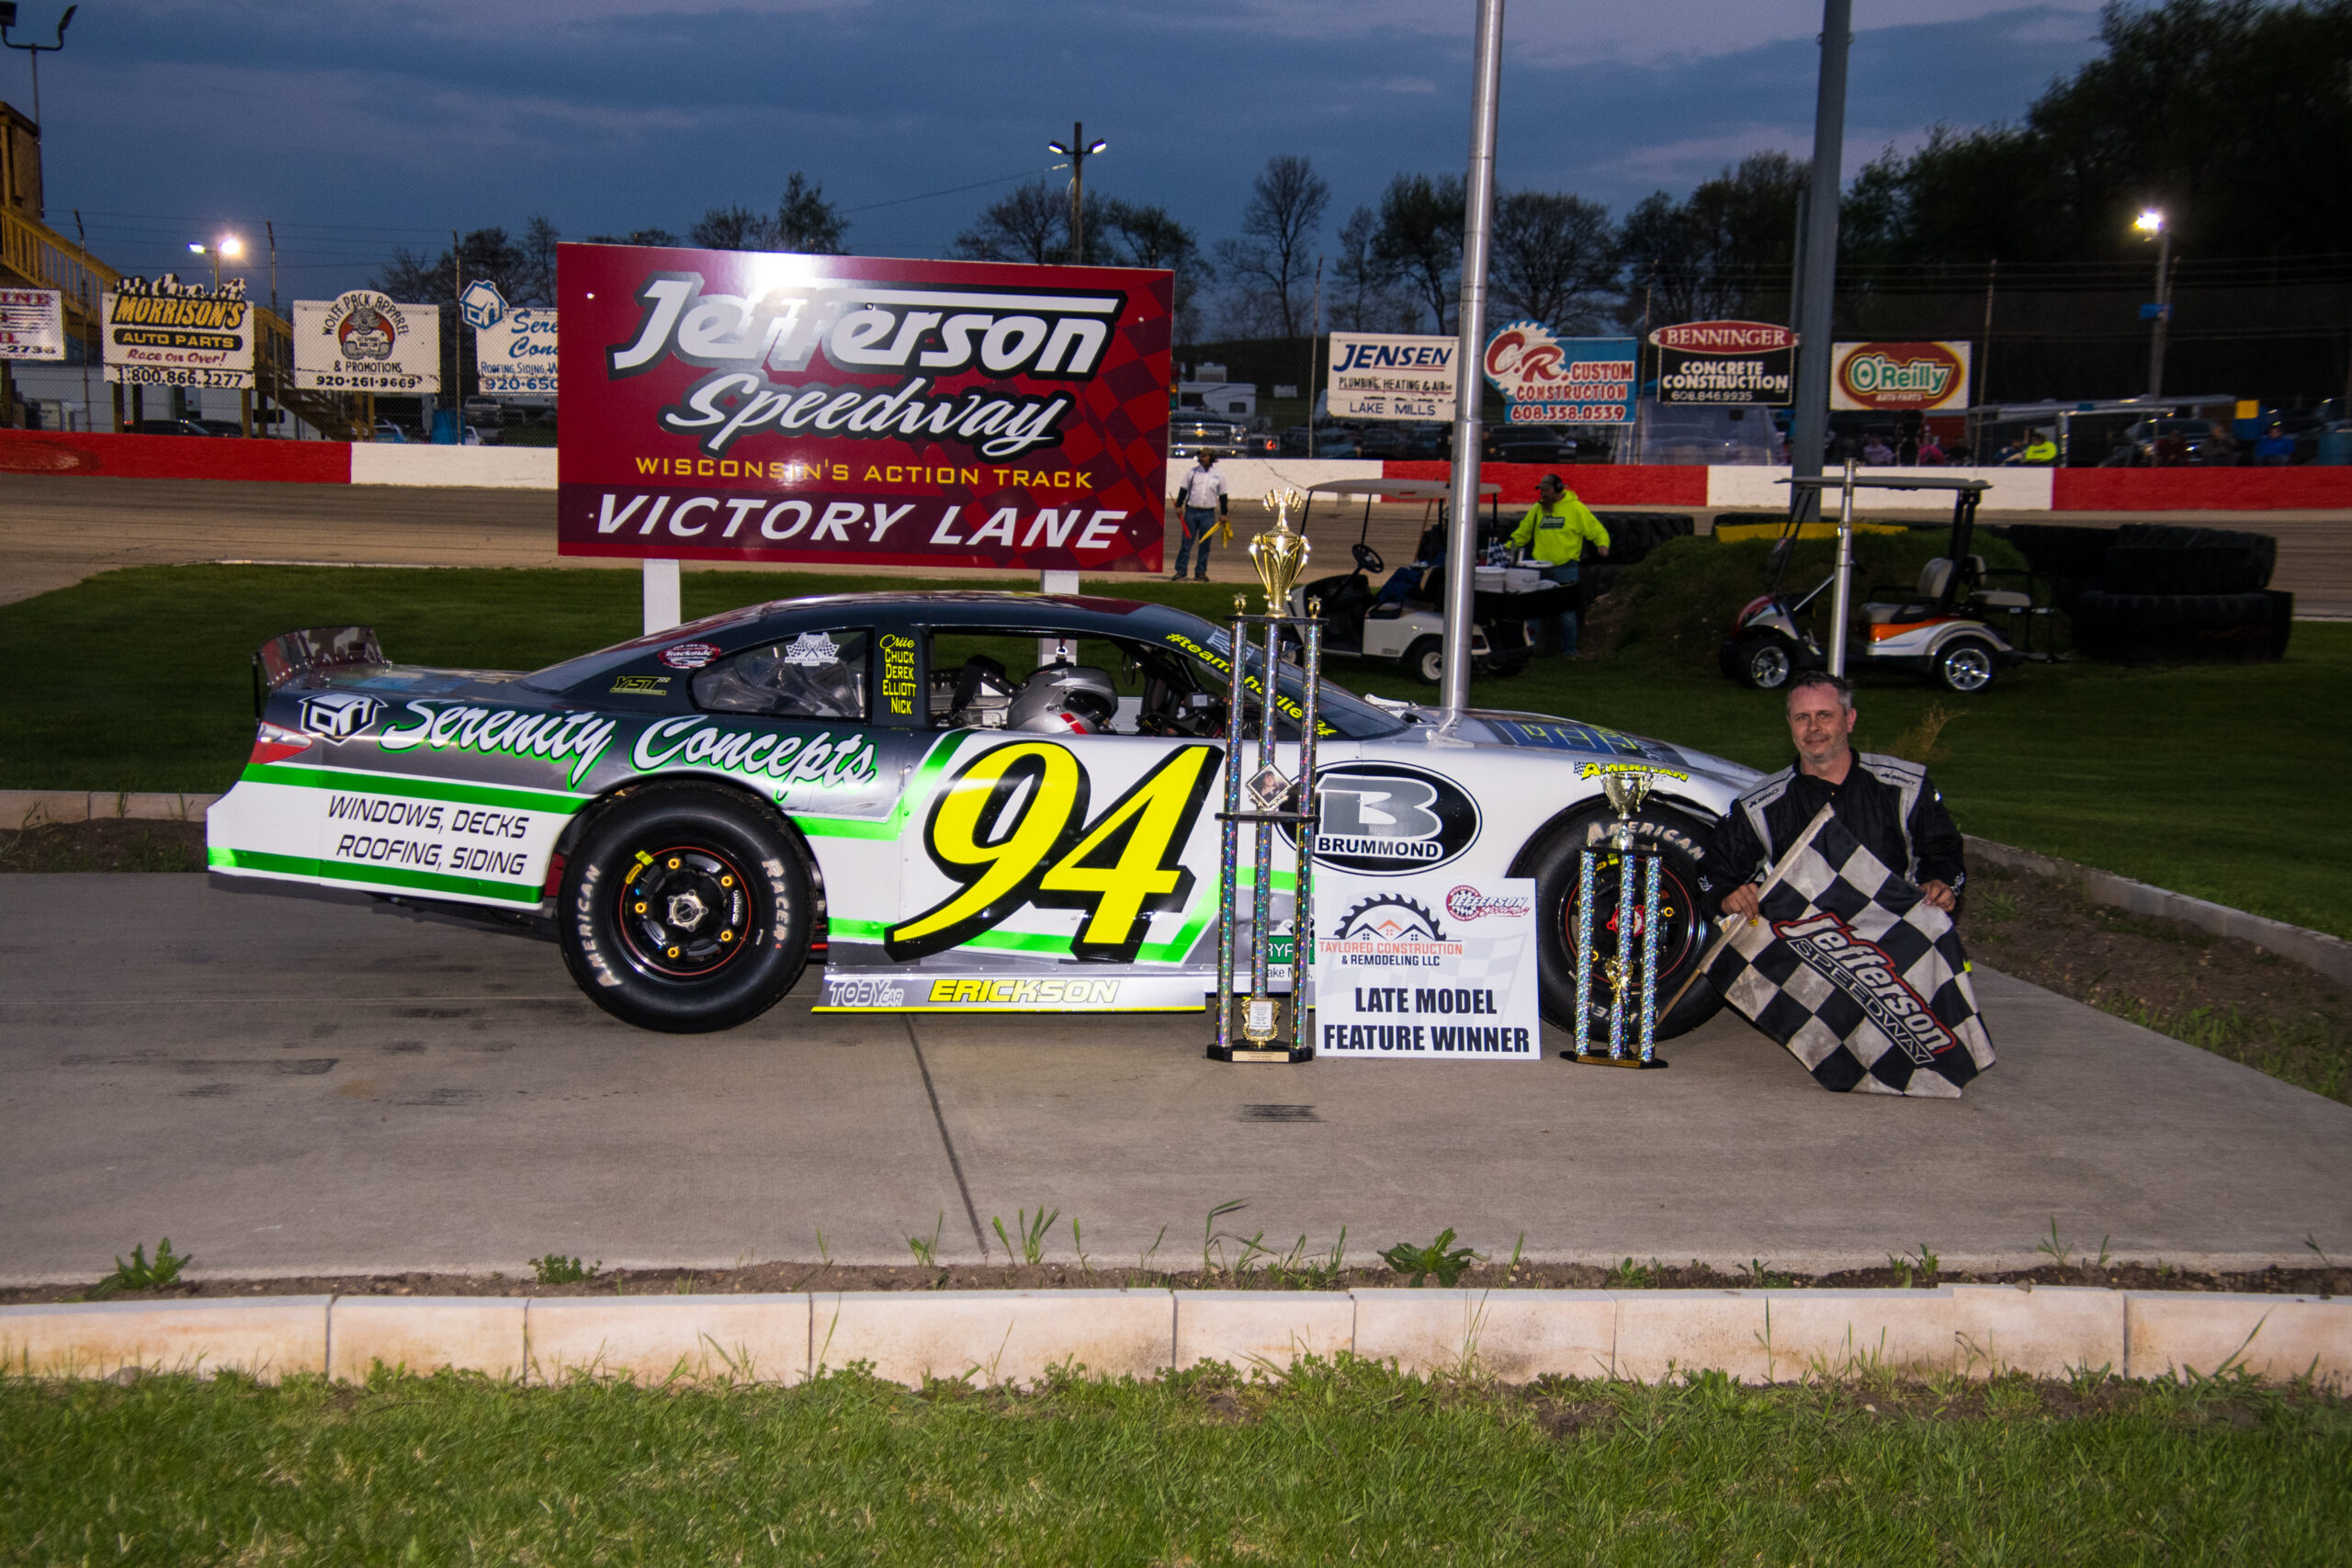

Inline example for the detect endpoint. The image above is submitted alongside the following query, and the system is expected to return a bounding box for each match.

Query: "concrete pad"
[1352,1289,1614,1382]
[1172,1291,1353,1372]
[526,1295,808,1386]
[816,1289,1170,1387]
[2126,1292,2352,1384]
[0,1296,329,1379]
[330,1296,525,1381]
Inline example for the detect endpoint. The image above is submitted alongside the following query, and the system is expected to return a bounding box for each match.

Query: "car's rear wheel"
[1523,805,1724,1046]
[559,784,815,1032]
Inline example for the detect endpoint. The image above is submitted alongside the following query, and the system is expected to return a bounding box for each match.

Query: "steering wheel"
[1351,542,1385,574]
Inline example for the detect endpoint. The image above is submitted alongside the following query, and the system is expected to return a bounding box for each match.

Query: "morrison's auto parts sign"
[556,244,1172,571]
[102,276,254,389]
[1830,340,1972,412]
[1651,319,1795,405]
[293,291,441,393]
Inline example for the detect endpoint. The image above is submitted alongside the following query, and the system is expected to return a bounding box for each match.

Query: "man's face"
[1786,685,1856,768]
[1539,480,1561,504]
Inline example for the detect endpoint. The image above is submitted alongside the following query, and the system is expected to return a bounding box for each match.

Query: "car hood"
[1363,699,1763,790]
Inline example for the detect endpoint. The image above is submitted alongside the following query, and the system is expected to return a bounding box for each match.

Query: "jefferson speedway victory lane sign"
[556,244,1173,572]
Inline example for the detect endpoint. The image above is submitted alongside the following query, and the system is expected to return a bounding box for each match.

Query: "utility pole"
[1440,0,1504,717]
[0,3,74,176]
[1046,122,1106,265]
[1973,258,1996,461]
[1306,254,1322,458]
[2136,209,2172,400]
[1787,0,1852,522]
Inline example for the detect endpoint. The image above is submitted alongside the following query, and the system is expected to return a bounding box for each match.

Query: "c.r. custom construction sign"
[102,275,254,390]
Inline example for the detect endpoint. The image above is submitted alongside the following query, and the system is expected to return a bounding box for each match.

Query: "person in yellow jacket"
[1507,472,1611,656]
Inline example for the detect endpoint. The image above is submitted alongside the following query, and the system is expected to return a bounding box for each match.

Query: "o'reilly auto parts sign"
[555,245,1172,572]
[1830,340,1973,412]
[1650,320,1795,405]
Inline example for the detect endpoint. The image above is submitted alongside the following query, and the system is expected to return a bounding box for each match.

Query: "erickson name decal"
[605,275,1125,459]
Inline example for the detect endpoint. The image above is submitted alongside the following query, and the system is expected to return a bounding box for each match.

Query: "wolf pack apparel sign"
[0,288,65,359]
[1830,341,1972,413]
[556,244,1173,571]
[1705,816,1996,1097]
[102,276,254,389]
[1483,321,1635,425]
[1326,333,1455,422]
[292,291,441,393]
[1652,320,1796,405]
[1313,874,1541,1060]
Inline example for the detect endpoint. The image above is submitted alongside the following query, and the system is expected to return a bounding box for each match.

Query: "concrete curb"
[6,1288,2345,1389]
[3,790,219,828]
[1966,834,2352,987]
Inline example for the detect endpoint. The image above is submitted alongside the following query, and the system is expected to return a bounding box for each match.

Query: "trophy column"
[1567,771,1671,1069]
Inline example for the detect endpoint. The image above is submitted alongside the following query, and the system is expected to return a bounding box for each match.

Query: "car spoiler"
[252,625,386,716]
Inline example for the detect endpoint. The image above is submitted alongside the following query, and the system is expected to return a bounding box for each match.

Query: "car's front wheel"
[1522,805,1724,1047]
[559,784,815,1032]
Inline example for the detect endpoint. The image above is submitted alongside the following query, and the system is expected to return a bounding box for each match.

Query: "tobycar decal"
[377,702,616,787]
[629,718,882,794]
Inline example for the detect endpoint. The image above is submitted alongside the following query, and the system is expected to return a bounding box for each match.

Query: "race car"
[208,593,1762,1038]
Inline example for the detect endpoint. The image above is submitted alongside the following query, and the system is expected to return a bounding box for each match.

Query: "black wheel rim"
[1943,646,1993,691]
[1752,645,1791,687]
[1561,848,1702,1022]
[616,842,755,979]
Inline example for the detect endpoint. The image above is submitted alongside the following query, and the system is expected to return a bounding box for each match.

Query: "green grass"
[4,1361,2346,1564]
[2,557,2346,938]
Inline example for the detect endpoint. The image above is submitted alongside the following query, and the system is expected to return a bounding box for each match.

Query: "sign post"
[554,243,1172,635]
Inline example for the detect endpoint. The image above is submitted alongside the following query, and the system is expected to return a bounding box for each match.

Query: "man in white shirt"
[1171,453,1227,581]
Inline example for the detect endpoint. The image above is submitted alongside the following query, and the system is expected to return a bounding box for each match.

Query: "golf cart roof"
[1782,475,1991,494]
[1307,479,1499,498]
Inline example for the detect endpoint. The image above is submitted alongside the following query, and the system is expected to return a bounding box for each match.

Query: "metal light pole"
[1440,0,1505,717]
[1787,0,1852,521]
[2136,209,2172,400]
[187,235,242,290]
[1046,122,1106,265]
[0,3,74,147]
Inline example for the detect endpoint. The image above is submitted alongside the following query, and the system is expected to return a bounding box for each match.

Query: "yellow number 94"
[887,741,1218,964]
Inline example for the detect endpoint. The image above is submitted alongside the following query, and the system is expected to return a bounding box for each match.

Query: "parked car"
[371,422,412,444]
[1168,415,1251,461]
[209,596,1760,1042]
[128,419,215,437]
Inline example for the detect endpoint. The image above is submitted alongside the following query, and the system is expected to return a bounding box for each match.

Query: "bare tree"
[1213,154,1330,336]
[1373,173,1466,333]
[773,173,849,254]
[1098,197,1206,340]
[690,205,770,251]
[372,228,527,304]
[1489,190,1618,330]
[1329,205,1407,332]
[518,215,560,305]
[952,180,1069,264]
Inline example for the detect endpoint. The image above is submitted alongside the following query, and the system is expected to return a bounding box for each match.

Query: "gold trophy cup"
[1250,487,1312,615]
[1600,768,1657,851]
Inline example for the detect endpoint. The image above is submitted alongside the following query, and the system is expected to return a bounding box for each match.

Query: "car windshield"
[1151,615,1406,740]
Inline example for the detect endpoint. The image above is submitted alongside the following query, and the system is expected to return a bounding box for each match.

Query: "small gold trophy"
[1250,487,1312,615]
[1600,769,1657,850]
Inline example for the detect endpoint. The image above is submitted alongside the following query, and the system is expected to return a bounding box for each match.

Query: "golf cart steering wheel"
[1351,542,1385,573]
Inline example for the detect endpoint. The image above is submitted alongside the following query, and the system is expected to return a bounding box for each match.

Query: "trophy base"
[1566,1050,1670,1069]
[1209,993,1308,1064]
[1208,1043,1314,1064]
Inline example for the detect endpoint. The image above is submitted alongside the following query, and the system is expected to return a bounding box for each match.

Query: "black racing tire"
[1523,806,1723,1045]
[1404,636,1445,686]
[1934,637,1999,694]
[559,784,816,1033]
[1728,635,1794,690]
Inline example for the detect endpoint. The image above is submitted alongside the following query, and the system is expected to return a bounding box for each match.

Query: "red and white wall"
[1,431,2346,512]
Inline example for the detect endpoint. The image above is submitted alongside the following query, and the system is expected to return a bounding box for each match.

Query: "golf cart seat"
[1963,552,2033,610]
[1917,558,1957,600]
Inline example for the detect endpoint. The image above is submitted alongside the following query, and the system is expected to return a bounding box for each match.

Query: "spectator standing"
[1170,453,1227,581]
[2254,423,2293,467]
[1506,473,1611,657]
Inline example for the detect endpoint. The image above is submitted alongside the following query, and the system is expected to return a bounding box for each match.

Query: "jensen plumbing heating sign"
[1652,319,1795,405]
[102,276,255,389]
[1326,333,1454,422]
[1312,874,1541,1060]
[293,290,442,393]
[556,244,1173,570]
[1830,340,1972,412]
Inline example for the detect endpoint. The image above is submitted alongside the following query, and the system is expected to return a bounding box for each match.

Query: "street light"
[187,235,243,289]
[0,4,75,132]
[1046,121,1107,265]
[2134,208,2172,400]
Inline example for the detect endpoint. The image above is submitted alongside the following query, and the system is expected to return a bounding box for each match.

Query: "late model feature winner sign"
[102,276,255,389]
[555,244,1172,570]
[0,288,65,359]
[1651,319,1795,405]
[1312,874,1541,1060]
[1326,333,1455,422]
[1830,340,1973,412]
[293,291,441,393]
[1483,321,1635,425]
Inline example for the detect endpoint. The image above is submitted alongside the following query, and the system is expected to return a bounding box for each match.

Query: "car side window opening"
[692,629,871,720]
[926,630,1238,739]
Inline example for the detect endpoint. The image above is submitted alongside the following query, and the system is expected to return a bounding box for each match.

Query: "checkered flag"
[1706,815,1996,1097]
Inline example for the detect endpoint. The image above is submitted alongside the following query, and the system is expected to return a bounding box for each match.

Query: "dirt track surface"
[2,473,2344,614]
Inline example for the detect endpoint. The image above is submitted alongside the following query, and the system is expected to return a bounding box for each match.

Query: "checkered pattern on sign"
[1707,817,1996,1098]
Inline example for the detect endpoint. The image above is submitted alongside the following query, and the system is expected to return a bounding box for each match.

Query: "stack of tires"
[2005,523,2291,664]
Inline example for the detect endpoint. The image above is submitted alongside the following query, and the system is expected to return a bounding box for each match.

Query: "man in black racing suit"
[1700,671,1966,920]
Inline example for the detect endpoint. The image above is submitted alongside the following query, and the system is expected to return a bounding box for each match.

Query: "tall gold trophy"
[1569,768,1670,1068]
[1211,487,1322,1062]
